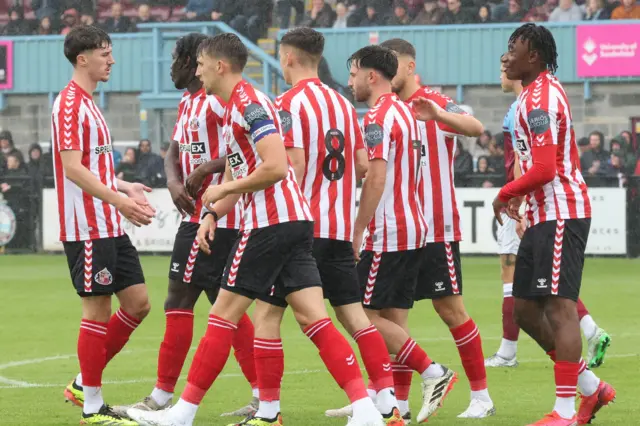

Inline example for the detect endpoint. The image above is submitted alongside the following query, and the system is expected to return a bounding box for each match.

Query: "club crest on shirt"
[189,117,200,131]
[94,267,113,286]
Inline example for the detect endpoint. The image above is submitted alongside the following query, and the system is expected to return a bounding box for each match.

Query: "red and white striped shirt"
[276,78,364,242]
[51,80,123,242]
[514,71,591,225]
[223,80,313,231]
[172,90,241,229]
[408,86,466,243]
[363,93,427,252]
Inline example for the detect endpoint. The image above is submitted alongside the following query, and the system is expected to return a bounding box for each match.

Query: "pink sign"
[576,24,640,78]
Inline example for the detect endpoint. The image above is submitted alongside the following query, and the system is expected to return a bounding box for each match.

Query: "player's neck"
[71,71,98,97]
[399,80,421,102]
[218,74,243,102]
[186,78,202,95]
[290,68,319,87]
[521,67,546,88]
[367,84,392,108]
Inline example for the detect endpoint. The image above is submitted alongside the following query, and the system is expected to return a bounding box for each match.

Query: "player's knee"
[433,296,469,328]
[164,280,199,310]
[544,297,578,327]
[334,304,370,336]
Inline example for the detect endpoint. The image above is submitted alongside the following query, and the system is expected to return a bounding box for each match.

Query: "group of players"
[51,21,615,426]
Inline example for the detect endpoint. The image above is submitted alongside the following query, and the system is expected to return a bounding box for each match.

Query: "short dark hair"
[64,25,112,65]
[280,27,324,64]
[175,32,208,71]
[197,33,248,73]
[380,38,416,59]
[347,45,398,81]
[589,130,604,144]
[508,23,558,74]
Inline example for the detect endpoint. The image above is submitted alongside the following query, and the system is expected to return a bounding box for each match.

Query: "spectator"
[441,0,477,24]
[211,0,240,24]
[186,0,215,20]
[612,0,640,18]
[26,144,45,187]
[80,13,96,26]
[135,139,165,187]
[524,0,551,20]
[32,0,89,20]
[412,0,444,24]
[548,0,584,20]
[584,0,611,19]
[610,137,636,174]
[0,131,22,176]
[388,2,414,24]
[230,0,273,43]
[475,155,495,187]
[402,0,427,16]
[333,2,352,27]
[1,153,29,195]
[470,129,492,158]
[454,139,473,177]
[603,152,626,179]
[277,0,306,28]
[580,130,609,176]
[60,8,80,35]
[116,147,138,182]
[137,3,156,24]
[489,134,506,175]
[501,0,527,21]
[359,3,388,26]
[303,0,338,27]
[103,2,134,33]
[3,7,29,36]
[1,153,33,250]
[577,136,591,157]
[477,4,493,22]
[34,16,54,35]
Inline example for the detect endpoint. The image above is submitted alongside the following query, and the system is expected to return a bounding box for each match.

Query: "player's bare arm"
[286,147,306,187]
[412,97,484,137]
[353,158,386,260]
[185,158,226,198]
[165,139,195,216]
[60,150,153,227]
[355,148,369,180]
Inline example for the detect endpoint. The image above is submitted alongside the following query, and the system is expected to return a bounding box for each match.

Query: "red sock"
[502,294,520,341]
[450,319,487,391]
[548,350,557,362]
[104,308,142,364]
[392,362,413,401]
[554,361,579,398]
[156,310,194,393]
[78,320,108,387]
[254,338,284,401]
[233,313,258,390]
[577,298,589,320]
[304,318,367,403]
[353,324,394,391]
[395,338,432,374]
[182,315,237,405]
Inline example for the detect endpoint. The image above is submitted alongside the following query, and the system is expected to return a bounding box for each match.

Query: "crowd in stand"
[2,0,640,39]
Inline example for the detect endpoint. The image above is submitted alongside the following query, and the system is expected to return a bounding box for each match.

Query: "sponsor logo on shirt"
[94,145,113,155]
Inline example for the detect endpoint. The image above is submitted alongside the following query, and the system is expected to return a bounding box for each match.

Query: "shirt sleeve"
[526,105,558,147]
[364,116,391,162]
[352,107,365,150]
[278,97,302,149]
[172,101,185,143]
[427,92,468,137]
[243,102,278,144]
[57,104,82,151]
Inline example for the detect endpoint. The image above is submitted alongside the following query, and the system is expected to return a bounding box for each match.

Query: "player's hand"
[127,183,156,217]
[506,196,523,221]
[196,214,217,254]
[168,180,195,217]
[352,230,364,262]
[185,167,209,200]
[516,218,527,239]
[492,196,508,226]
[202,184,229,210]
[116,196,154,227]
[412,97,441,122]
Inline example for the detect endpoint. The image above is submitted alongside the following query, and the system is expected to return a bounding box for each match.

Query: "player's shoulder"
[364,95,394,126]
[179,90,190,103]
[206,94,226,117]
[53,83,85,118]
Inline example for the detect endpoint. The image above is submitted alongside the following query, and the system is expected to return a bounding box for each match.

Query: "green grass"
[0,255,638,425]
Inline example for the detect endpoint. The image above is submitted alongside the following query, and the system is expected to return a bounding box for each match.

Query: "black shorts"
[168,222,238,289]
[414,242,463,300]
[63,234,145,297]
[221,221,322,306]
[357,248,423,310]
[315,238,361,306]
[513,218,590,302]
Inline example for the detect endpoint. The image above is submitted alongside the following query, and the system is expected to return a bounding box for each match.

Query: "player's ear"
[76,52,88,68]
[408,60,416,75]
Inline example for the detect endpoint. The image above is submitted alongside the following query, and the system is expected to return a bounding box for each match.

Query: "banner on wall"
[41,188,627,255]
[576,24,640,78]
[0,40,13,90]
